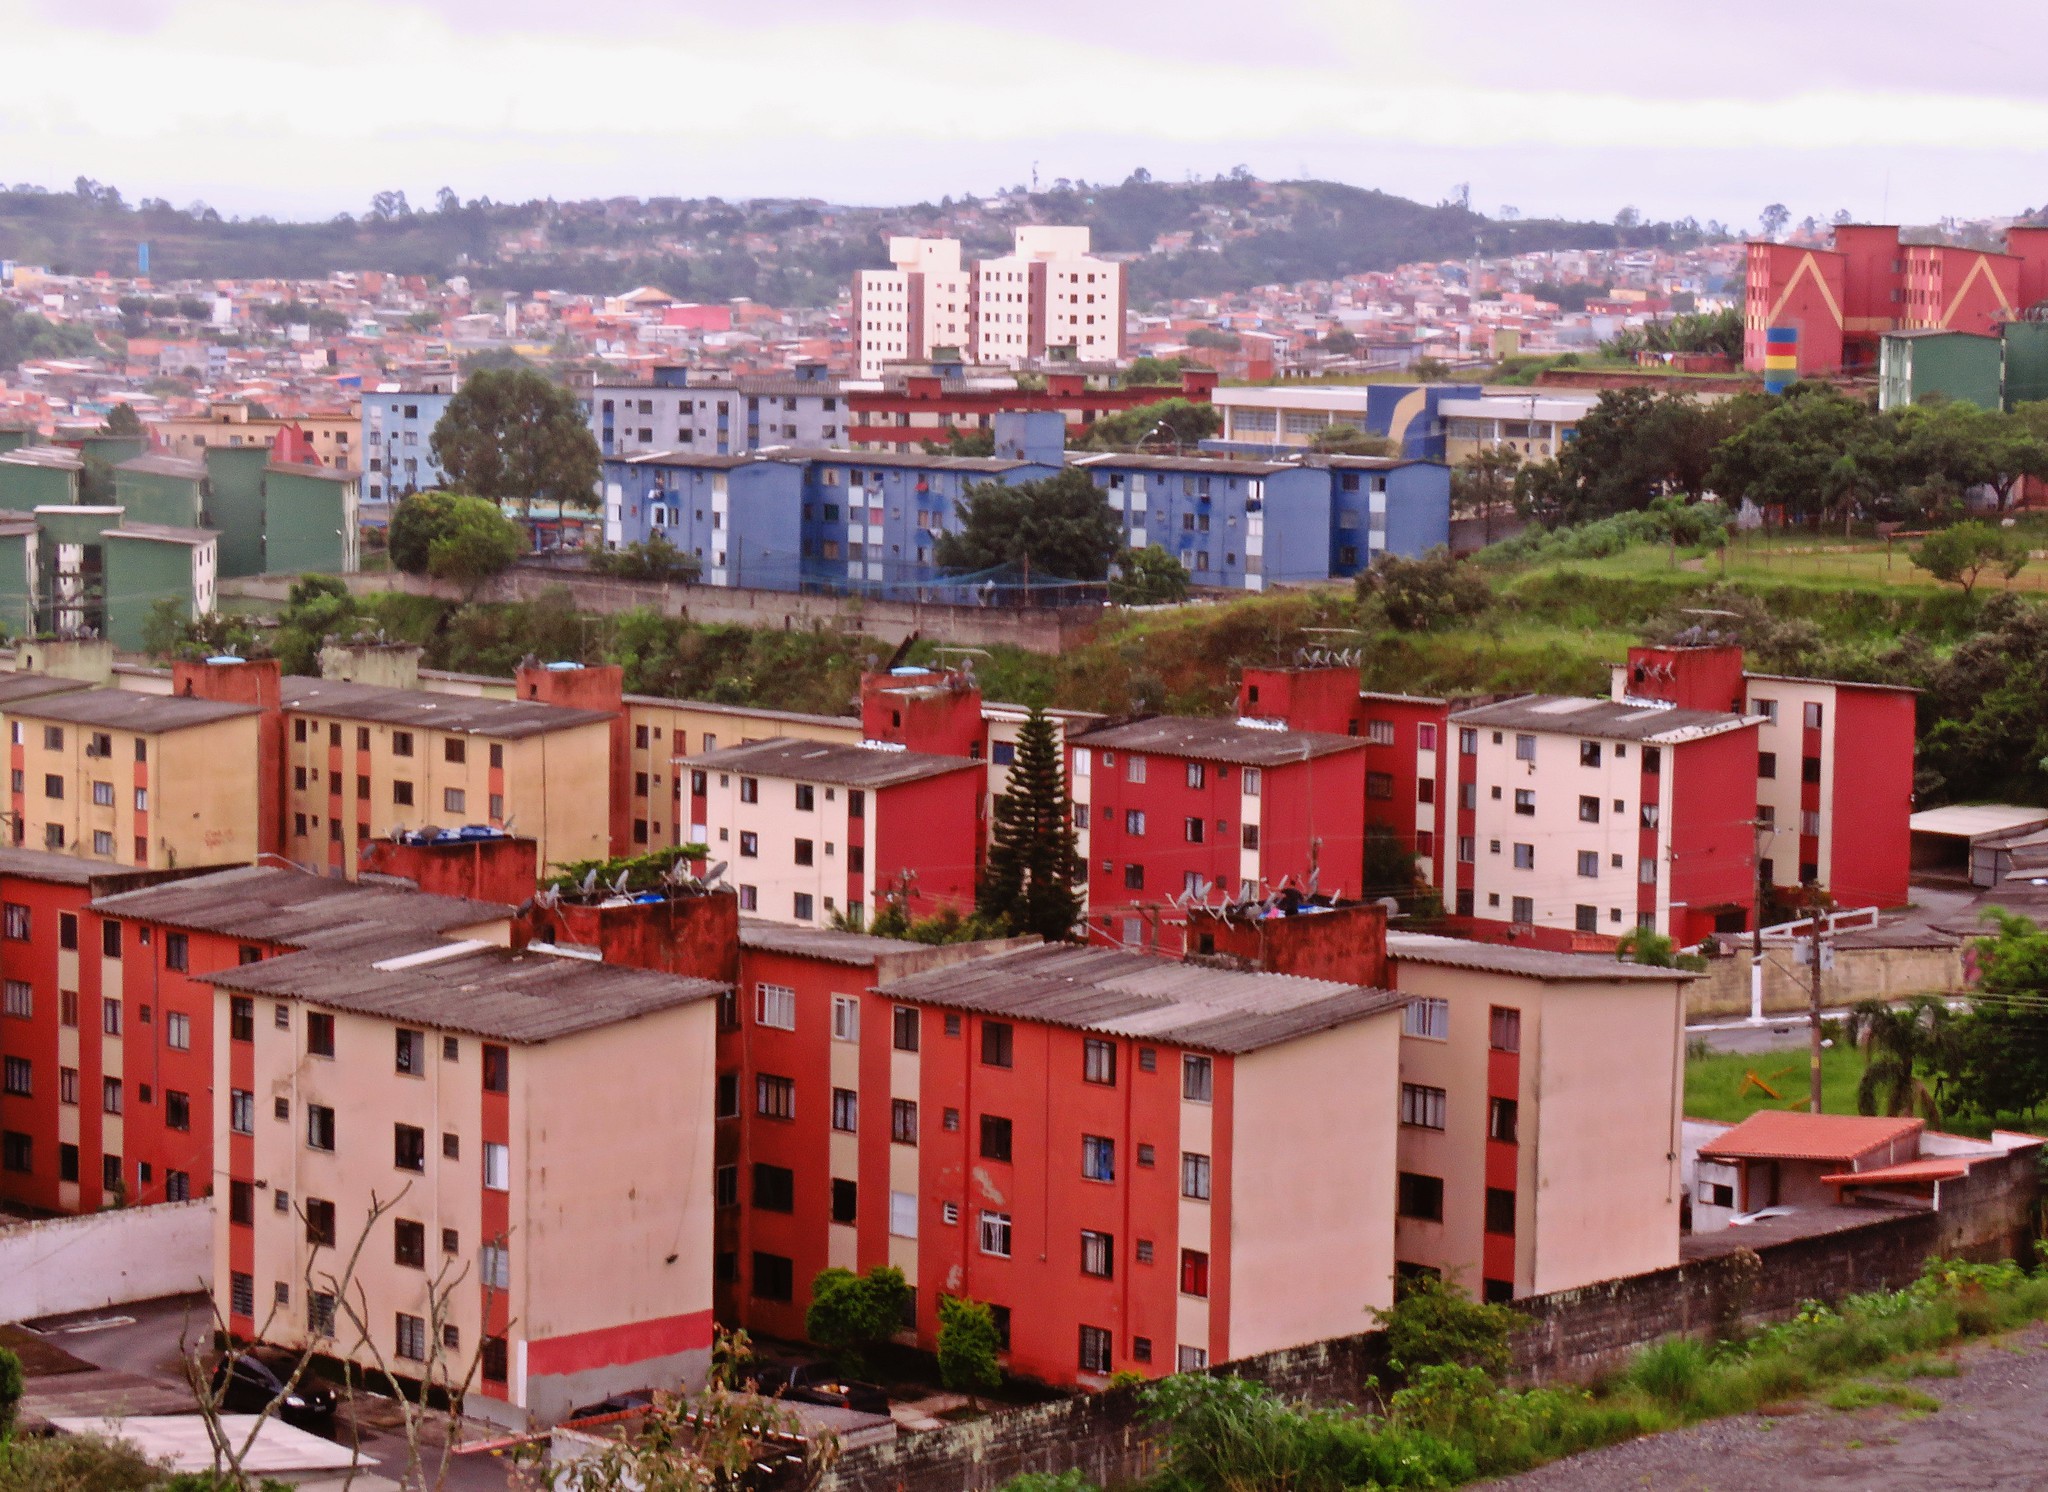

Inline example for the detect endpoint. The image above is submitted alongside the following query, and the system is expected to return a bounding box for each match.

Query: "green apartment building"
[0,446,82,508]
[113,454,207,528]
[1878,330,2003,411]
[262,462,359,575]
[0,513,40,638]
[202,446,270,577]
[101,523,218,651]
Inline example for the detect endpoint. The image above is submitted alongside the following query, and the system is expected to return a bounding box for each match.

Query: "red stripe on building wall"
[525,1307,715,1378]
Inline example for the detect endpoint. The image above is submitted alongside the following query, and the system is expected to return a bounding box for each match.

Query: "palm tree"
[1846,996,1952,1122]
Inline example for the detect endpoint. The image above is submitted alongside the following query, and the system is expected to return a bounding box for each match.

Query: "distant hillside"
[0,175,1692,306]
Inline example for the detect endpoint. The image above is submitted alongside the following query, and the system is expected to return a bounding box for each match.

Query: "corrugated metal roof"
[280,677,615,738]
[0,446,82,471]
[0,847,193,889]
[115,454,208,480]
[10,688,256,732]
[1386,932,1695,982]
[873,942,1401,1054]
[684,737,981,789]
[90,865,511,945]
[1070,716,1365,767]
[1451,695,1749,743]
[626,695,857,730]
[0,673,92,705]
[739,918,926,965]
[206,937,724,1043]
[1698,1111,1923,1163]
[106,523,217,545]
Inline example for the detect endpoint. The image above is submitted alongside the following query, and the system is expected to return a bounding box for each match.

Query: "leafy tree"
[1519,388,1755,525]
[804,1265,911,1375]
[919,428,995,458]
[0,1430,167,1491]
[1108,545,1189,604]
[1615,927,1677,966]
[1319,328,1359,355]
[1362,824,1436,914]
[1452,445,1520,545]
[1369,1273,1524,1380]
[935,1296,1002,1407]
[979,707,1082,940]
[845,900,1007,945]
[1185,327,1240,351]
[1913,520,2030,594]
[140,598,259,662]
[1760,203,1791,240]
[1310,424,1395,456]
[270,574,363,676]
[1847,996,1953,1122]
[100,402,142,437]
[429,367,601,518]
[1124,355,1189,386]
[934,467,1121,580]
[1083,397,1221,451]
[1707,382,1881,526]
[78,452,116,505]
[1356,548,1491,632]
[1931,911,2048,1121]
[588,533,703,583]
[389,490,522,582]
[0,1341,20,1437]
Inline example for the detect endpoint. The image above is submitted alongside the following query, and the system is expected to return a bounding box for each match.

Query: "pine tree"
[979,707,1081,940]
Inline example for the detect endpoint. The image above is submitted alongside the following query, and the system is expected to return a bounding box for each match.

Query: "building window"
[1514,789,1535,816]
[753,1163,796,1212]
[889,1190,918,1239]
[1,981,28,1019]
[982,1021,1014,1068]
[892,1005,920,1052]
[756,1074,795,1120]
[165,1090,191,1131]
[757,983,796,1030]
[308,1012,335,1057]
[980,1210,1012,1257]
[483,1043,509,1092]
[1489,1097,1520,1144]
[306,1105,336,1151]
[1512,895,1535,924]
[832,995,860,1042]
[1366,719,1396,746]
[1489,1007,1522,1052]
[0,1057,28,1097]
[483,1141,510,1191]
[305,1198,337,1248]
[1514,734,1536,762]
[1577,850,1599,879]
[230,997,253,1041]
[1124,864,1145,891]
[831,1088,858,1133]
[1397,1171,1445,1221]
[1579,740,1601,767]
[1181,1151,1212,1200]
[103,998,122,1036]
[1081,1229,1115,1278]
[1400,1083,1447,1130]
[1804,702,1824,730]
[1082,1134,1116,1182]
[1178,1345,1209,1372]
[395,1028,426,1075]
[1759,751,1777,779]
[1366,772,1393,800]
[751,1253,794,1302]
[1180,1249,1211,1298]
[395,1312,428,1362]
[1083,1038,1116,1085]
[0,904,25,940]
[394,1123,426,1172]
[1485,1187,1518,1236]
[394,1219,426,1269]
[1403,997,1449,1040]
[793,892,814,921]
[1079,1325,1112,1374]
[1513,843,1534,870]
[1182,1054,1213,1102]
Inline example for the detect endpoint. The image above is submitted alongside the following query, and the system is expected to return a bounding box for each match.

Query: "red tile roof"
[1821,1157,1971,1187]
[1698,1110,1923,1163]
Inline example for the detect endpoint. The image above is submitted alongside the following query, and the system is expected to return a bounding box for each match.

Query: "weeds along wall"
[819,1148,2038,1492]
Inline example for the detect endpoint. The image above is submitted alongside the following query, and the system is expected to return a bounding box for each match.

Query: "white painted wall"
[0,1198,213,1323]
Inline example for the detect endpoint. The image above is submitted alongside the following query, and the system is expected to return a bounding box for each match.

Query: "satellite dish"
[704,860,729,883]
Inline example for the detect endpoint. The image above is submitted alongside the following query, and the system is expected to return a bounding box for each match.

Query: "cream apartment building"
[208,932,725,1427]
[854,238,977,378]
[1386,933,1690,1300]
[975,225,1126,364]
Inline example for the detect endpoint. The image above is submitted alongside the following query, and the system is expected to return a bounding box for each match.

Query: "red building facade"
[847,368,1217,449]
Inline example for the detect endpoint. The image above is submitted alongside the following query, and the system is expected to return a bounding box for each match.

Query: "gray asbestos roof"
[206,937,725,1044]
[10,688,256,732]
[0,674,92,705]
[0,446,82,471]
[1451,695,1750,744]
[1386,932,1695,982]
[873,941,1403,1054]
[115,454,208,480]
[280,677,615,738]
[107,523,217,545]
[740,918,928,965]
[626,694,856,730]
[685,737,982,789]
[90,865,512,946]
[1070,716,1365,767]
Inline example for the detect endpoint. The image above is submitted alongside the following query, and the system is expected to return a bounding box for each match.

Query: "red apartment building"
[0,859,512,1216]
[1613,643,1915,912]
[1067,716,1369,952]
[1744,223,2048,376]
[846,367,1217,449]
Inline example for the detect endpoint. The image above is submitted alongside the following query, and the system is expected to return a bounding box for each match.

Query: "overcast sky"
[5,0,2045,228]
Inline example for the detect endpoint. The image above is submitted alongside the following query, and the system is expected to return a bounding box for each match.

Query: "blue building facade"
[362,380,456,511]
[1323,457,1452,576]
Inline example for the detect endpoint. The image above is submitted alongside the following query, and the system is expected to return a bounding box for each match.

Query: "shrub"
[1370,1273,1526,1380]
[935,1296,1002,1402]
[804,1265,911,1375]
[1627,1337,1712,1412]
[0,1343,19,1436]
[1357,548,1493,632]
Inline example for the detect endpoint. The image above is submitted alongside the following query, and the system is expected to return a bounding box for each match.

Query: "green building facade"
[262,464,360,576]
[202,446,271,577]
[0,447,82,508]
[102,525,217,652]
[113,454,207,529]
[0,517,40,639]
[1878,330,2003,411]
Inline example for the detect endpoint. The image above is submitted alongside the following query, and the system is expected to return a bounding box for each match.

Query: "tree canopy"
[428,367,600,516]
[978,707,1083,940]
[1108,544,1190,604]
[1082,397,1221,451]
[1357,548,1492,632]
[388,490,525,584]
[933,467,1122,580]
[1912,520,2030,594]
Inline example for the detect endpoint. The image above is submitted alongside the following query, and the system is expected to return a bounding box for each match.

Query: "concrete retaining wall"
[1686,942,1967,1021]
[225,567,1100,655]
[821,1148,2038,1492]
[0,1199,213,1323]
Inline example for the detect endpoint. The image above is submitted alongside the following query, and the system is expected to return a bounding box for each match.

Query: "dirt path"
[1481,1324,2048,1491]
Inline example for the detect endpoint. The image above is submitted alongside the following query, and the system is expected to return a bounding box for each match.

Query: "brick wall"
[821,1154,2038,1492]
[1685,942,1965,1020]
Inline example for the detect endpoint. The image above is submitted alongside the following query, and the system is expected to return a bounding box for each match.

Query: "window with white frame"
[1403,997,1449,1040]
[979,1209,1012,1257]
[757,983,796,1031]
[831,995,859,1041]
[1400,1083,1447,1130]
[890,1190,918,1238]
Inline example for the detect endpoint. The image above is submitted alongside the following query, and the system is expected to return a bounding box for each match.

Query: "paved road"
[24,1294,515,1491]
[1481,1323,2048,1491]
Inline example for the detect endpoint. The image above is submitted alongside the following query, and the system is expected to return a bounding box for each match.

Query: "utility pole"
[1805,880,1831,1113]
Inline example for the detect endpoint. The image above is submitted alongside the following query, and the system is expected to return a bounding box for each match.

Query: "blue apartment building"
[1322,456,1452,576]
[590,363,847,459]
[361,375,457,512]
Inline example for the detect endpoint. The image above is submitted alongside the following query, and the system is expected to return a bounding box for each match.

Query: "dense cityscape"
[3,7,2048,1490]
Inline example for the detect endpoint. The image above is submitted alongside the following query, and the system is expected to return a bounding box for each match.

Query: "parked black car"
[209,1347,339,1428]
[756,1361,889,1416]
